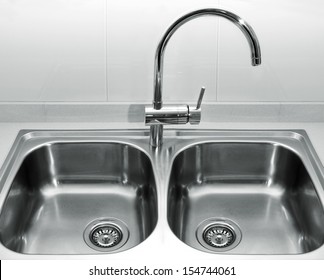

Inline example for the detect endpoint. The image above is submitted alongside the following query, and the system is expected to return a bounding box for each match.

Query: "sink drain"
[91,224,122,248]
[203,225,235,248]
[196,218,242,252]
[84,218,129,252]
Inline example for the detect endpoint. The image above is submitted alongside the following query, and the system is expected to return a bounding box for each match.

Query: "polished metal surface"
[145,105,190,125]
[196,218,242,252]
[83,218,129,252]
[0,140,157,254]
[146,8,262,147]
[145,87,205,126]
[204,226,235,248]
[146,87,206,147]
[189,87,205,125]
[1,129,324,259]
[168,142,324,254]
[91,225,121,248]
[153,9,261,107]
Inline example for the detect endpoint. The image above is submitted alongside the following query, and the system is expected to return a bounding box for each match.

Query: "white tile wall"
[0,0,106,101]
[218,0,324,101]
[0,0,324,103]
[162,16,219,103]
[107,0,220,102]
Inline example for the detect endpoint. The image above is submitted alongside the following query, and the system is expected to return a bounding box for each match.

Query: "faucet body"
[145,8,262,147]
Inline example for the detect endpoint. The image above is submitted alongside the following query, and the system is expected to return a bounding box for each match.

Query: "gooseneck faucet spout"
[145,8,262,147]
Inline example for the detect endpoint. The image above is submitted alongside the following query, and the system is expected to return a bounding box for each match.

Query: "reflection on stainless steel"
[168,143,324,254]
[0,142,157,254]
[0,130,324,259]
[196,218,242,252]
[145,8,262,147]
[83,218,130,252]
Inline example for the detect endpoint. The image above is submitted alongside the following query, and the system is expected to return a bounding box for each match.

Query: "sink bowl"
[1,129,324,259]
[0,141,157,254]
[168,142,324,254]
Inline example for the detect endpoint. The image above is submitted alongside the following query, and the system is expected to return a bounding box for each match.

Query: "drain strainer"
[203,225,235,248]
[91,225,122,248]
[196,218,242,252]
[84,218,129,252]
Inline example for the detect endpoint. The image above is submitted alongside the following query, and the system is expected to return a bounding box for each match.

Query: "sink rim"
[0,132,160,256]
[163,129,324,257]
[1,129,324,259]
[0,133,155,195]
[166,140,324,255]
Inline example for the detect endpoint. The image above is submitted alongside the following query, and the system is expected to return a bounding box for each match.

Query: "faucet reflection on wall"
[145,8,262,147]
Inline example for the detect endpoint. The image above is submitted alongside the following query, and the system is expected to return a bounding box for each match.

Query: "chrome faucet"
[145,8,262,147]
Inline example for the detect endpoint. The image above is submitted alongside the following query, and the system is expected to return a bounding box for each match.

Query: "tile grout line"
[105,0,109,102]
[215,0,221,102]
[215,17,220,102]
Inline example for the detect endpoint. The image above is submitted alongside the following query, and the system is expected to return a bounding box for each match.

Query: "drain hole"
[84,218,129,252]
[90,224,122,248]
[196,218,242,252]
[203,225,235,248]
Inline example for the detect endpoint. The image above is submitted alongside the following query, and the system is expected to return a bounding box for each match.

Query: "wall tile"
[107,0,220,103]
[0,0,106,101]
[0,0,324,103]
[218,0,324,101]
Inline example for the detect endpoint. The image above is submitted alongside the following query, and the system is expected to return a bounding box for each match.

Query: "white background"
[2,260,324,279]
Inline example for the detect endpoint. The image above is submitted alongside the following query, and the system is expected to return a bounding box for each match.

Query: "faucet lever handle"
[196,86,205,109]
[189,86,205,125]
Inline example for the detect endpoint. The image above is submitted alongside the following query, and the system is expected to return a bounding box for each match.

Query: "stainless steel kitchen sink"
[167,141,324,254]
[0,132,157,255]
[1,129,324,259]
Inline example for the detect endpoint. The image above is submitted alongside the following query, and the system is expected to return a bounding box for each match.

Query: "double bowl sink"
[0,129,324,258]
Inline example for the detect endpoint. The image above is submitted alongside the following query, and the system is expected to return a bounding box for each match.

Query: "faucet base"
[150,125,163,147]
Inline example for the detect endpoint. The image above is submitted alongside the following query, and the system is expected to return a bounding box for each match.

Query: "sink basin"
[0,141,157,254]
[168,142,324,254]
[1,129,324,259]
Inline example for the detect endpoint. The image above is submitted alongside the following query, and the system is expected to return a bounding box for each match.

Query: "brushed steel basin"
[1,129,324,259]
[168,141,324,254]
[0,140,157,254]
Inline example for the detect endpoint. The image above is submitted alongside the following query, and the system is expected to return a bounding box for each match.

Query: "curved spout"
[153,8,261,109]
